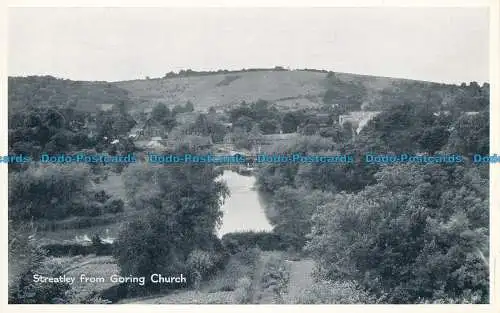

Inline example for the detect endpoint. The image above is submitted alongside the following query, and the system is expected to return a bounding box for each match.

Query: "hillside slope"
[114,70,415,112]
[9,69,485,114]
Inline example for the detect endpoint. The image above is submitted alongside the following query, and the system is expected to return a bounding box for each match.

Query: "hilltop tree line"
[323,72,489,114]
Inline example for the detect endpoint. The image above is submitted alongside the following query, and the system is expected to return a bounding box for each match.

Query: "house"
[97,103,115,112]
[146,140,166,151]
[315,113,331,127]
[432,110,451,117]
[222,122,233,130]
[134,118,167,140]
[143,107,153,117]
[166,135,212,150]
[465,111,480,116]
[255,133,300,153]
[175,112,199,125]
[128,125,143,139]
[339,111,381,134]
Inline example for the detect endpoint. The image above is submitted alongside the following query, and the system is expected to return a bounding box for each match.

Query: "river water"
[217,170,273,237]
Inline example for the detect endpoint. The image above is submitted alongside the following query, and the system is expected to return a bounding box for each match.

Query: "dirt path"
[249,251,273,303]
[285,259,315,303]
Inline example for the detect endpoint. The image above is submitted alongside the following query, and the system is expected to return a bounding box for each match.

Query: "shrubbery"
[305,164,489,303]
[207,248,260,293]
[221,231,287,253]
[255,253,290,304]
[232,276,252,304]
[9,223,72,304]
[115,157,229,292]
[8,164,107,221]
[293,280,378,304]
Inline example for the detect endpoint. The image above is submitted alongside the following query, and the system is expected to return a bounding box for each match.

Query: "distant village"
[78,101,393,157]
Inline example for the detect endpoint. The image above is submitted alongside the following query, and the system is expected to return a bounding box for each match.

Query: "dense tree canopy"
[305,164,488,303]
[115,145,229,287]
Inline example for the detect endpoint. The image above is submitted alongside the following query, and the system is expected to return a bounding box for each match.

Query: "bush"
[8,163,100,221]
[9,229,72,304]
[305,164,489,303]
[255,253,290,304]
[293,280,378,304]
[186,249,217,285]
[41,242,114,257]
[232,276,252,304]
[103,198,124,214]
[94,190,111,203]
[221,231,287,253]
[207,248,260,293]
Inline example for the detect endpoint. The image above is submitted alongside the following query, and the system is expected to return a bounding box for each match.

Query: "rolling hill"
[9,69,486,114]
[114,69,416,112]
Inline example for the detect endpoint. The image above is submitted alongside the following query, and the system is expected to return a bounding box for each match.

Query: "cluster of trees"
[172,101,195,114]
[114,143,230,291]
[9,223,72,304]
[9,106,93,158]
[8,76,132,111]
[8,163,121,221]
[229,100,281,134]
[94,104,137,142]
[9,223,111,304]
[9,76,135,155]
[163,66,289,79]
[9,99,137,162]
[368,80,489,113]
[227,99,354,142]
[306,163,488,303]
[256,97,489,302]
[187,114,228,143]
[322,71,489,115]
[150,103,177,131]
[323,72,367,108]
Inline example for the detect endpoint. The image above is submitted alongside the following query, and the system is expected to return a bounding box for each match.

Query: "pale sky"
[8,7,489,84]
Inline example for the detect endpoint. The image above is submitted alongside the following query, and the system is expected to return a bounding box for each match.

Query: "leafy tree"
[259,118,280,134]
[234,116,254,132]
[9,164,100,221]
[185,100,195,112]
[248,124,263,147]
[187,114,227,143]
[9,222,71,303]
[301,123,320,136]
[115,149,229,288]
[446,111,489,156]
[417,126,450,154]
[282,111,304,133]
[152,103,169,121]
[269,187,334,249]
[305,163,489,303]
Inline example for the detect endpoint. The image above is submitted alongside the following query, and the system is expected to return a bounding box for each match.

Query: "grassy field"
[44,255,121,301]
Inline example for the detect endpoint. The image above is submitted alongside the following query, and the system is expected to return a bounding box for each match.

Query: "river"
[217,170,273,237]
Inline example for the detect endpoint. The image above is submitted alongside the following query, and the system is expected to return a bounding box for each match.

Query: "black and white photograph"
[5,4,495,306]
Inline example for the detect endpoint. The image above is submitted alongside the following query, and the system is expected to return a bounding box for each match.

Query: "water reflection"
[217,170,273,237]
